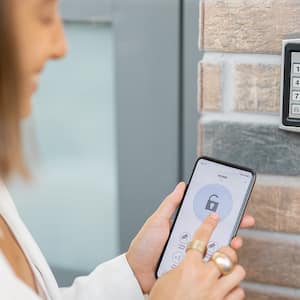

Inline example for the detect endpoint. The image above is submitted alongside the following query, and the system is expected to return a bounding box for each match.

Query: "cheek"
[15,17,47,77]
[20,41,43,74]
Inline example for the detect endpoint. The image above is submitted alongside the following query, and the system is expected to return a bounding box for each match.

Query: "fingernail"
[174,182,182,191]
[209,213,219,220]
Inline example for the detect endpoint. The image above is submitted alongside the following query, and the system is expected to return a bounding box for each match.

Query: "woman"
[0,0,255,299]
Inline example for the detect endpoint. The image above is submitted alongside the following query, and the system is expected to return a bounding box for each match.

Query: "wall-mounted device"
[280,39,300,132]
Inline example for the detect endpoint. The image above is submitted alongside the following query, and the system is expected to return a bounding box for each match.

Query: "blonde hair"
[0,1,28,180]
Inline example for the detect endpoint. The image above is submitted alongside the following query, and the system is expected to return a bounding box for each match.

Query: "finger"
[231,236,243,250]
[193,213,219,243]
[155,182,186,219]
[218,265,246,296]
[239,215,255,228]
[186,214,219,262]
[205,246,238,279]
[224,287,245,300]
[185,213,219,264]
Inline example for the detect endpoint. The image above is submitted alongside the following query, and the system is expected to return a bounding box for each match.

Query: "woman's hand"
[126,182,254,294]
[149,214,246,300]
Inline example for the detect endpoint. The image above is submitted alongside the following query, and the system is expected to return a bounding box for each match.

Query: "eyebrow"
[38,0,56,9]
[40,0,56,4]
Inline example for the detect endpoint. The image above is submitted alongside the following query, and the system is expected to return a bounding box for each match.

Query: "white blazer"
[0,183,146,300]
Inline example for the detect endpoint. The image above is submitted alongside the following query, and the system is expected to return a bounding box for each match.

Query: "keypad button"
[292,104,300,114]
[292,91,300,101]
[292,77,300,89]
[294,63,300,74]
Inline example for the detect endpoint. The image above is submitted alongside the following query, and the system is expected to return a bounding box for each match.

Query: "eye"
[40,14,55,25]
[38,3,57,26]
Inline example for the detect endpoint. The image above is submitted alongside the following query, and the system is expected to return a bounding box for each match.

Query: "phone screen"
[156,157,255,278]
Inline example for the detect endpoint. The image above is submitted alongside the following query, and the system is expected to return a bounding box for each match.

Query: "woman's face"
[13,0,68,118]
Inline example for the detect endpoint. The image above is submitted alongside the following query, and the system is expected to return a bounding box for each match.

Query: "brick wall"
[198,1,300,299]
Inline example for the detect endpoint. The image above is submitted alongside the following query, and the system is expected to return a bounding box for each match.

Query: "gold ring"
[210,251,234,276]
[185,240,206,257]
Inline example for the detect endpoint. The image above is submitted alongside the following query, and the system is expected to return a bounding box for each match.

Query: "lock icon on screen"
[205,194,219,212]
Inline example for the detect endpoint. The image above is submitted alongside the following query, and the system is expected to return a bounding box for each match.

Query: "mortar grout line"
[242,281,300,297]
[203,52,282,65]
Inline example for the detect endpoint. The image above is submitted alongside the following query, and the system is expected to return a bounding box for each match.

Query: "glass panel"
[8,22,117,284]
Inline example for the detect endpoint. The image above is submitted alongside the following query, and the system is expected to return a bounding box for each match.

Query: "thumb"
[155,182,186,219]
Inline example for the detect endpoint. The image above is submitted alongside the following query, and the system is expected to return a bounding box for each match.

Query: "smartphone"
[156,156,256,278]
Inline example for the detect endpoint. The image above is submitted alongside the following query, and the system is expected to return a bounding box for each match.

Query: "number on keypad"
[292,104,300,114]
[294,63,300,74]
[292,77,300,88]
[292,91,300,101]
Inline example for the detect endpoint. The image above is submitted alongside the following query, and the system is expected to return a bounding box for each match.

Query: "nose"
[51,17,68,60]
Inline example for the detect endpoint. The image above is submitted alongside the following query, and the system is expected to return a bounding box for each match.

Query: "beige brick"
[198,62,222,111]
[235,64,281,112]
[245,287,299,300]
[200,0,300,54]
[248,180,300,234]
[239,233,300,288]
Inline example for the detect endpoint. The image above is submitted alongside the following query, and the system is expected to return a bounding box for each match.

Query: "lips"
[32,73,41,92]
